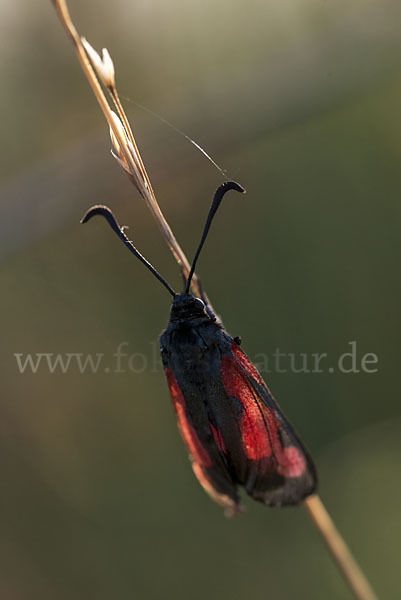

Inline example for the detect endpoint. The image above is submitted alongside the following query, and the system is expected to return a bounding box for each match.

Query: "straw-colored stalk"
[51,0,202,297]
[51,3,378,599]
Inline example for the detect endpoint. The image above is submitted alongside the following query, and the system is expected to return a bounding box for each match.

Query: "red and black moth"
[82,181,317,515]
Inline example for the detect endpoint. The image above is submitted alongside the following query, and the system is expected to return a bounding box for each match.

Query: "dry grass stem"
[304,495,378,600]
[52,0,204,296]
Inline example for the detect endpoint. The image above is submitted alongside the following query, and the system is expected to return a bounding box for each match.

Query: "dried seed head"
[81,37,115,88]
[109,111,130,168]
[108,111,147,197]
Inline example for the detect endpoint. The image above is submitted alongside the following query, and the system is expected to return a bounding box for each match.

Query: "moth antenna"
[185,181,245,294]
[81,205,176,297]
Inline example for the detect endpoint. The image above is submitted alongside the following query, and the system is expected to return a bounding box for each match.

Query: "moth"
[82,181,317,515]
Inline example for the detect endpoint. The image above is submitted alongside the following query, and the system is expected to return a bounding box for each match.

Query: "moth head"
[170,293,207,321]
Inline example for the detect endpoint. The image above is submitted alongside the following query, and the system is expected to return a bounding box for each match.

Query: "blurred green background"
[1,1,401,598]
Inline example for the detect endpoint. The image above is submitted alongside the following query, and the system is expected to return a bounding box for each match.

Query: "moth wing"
[221,342,317,506]
[165,366,243,516]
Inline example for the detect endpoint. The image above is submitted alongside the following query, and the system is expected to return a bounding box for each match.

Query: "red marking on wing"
[276,445,306,478]
[221,349,306,478]
[165,367,211,467]
[230,342,265,386]
[209,423,226,454]
[221,354,272,460]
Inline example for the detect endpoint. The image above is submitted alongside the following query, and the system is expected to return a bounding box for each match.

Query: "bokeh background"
[1,1,401,598]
